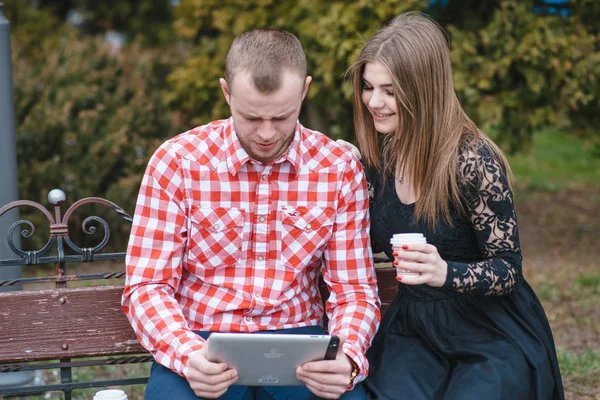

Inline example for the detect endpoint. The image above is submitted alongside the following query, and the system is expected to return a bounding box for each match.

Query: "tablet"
[205,332,339,386]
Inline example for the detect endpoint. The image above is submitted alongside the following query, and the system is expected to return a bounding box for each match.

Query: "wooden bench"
[0,190,397,399]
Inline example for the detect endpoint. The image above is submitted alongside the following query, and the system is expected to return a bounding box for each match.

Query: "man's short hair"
[225,28,307,93]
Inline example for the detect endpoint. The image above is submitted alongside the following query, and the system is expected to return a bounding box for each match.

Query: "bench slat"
[375,267,398,314]
[0,268,398,364]
[0,285,147,363]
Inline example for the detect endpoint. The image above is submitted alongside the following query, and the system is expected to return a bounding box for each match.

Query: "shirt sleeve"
[321,156,381,386]
[443,144,523,296]
[121,143,204,377]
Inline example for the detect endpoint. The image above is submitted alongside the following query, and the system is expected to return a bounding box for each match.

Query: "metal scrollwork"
[63,215,111,257]
[0,200,56,267]
[0,189,133,285]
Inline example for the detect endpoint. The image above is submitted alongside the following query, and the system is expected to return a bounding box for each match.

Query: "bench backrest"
[0,286,145,364]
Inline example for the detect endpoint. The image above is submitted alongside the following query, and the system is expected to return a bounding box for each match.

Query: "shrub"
[166,0,425,137]
[449,0,600,153]
[12,33,185,248]
[166,0,600,153]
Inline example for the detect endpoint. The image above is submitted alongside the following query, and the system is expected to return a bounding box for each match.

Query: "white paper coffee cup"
[93,389,128,400]
[390,233,427,279]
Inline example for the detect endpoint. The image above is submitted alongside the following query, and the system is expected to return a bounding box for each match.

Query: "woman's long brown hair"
[349,12,511,228]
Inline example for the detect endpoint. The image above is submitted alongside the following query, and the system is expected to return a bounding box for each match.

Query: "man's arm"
[121,143,204,377]
[321,155,381,385]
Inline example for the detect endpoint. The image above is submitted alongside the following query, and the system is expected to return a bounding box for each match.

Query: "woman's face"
[361,61,399,134]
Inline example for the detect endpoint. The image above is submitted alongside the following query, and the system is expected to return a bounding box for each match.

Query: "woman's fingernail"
[392,251,398,256]
[396,276,402,281]
[393,260,399,266]
[402,245,408,250]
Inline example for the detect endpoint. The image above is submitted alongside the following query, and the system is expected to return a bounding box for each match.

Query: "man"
[122,28,380,400]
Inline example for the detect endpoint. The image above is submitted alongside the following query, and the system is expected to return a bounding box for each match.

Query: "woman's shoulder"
[459,137,505,169]
[457,137,510,190]
[459,136,496,161]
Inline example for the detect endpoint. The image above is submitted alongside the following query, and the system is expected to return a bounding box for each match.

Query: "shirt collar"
[225,117,302,177]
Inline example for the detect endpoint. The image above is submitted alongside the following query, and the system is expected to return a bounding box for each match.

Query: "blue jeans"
[144,326,367,400]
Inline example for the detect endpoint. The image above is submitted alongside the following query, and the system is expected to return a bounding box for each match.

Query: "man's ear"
[220,78,231,105]
[301,76,312,101]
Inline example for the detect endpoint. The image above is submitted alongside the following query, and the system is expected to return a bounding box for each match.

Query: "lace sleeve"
[444,144,523,296]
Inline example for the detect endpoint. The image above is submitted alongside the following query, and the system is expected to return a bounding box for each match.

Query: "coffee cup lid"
[94,390,127,400]
[390,233,426,244]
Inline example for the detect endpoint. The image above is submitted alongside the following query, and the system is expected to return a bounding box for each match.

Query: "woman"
[346,12,564,400]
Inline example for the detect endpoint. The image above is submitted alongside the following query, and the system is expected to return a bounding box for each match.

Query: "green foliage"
[2,0,78,54]
[3,0,176,46]
[166,0,426,136]
[70,0,176,46]
[11,32,185,247]
[427,0,501,29]
[572,0,600,33]
[449,0,600,153]
[167,0,600,153]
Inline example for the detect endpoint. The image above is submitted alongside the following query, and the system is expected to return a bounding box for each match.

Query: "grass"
[506,128,600,191]
[528,259,599,400]
[511,129,599,399]
[578,271,600,291]
[557,350,600,399]
[558,350,600,377]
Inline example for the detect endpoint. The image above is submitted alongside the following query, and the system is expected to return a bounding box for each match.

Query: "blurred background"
[0,0,598,398]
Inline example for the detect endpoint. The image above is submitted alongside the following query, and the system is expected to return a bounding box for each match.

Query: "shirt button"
[306,223,312,230]
[254,293,261,299]
[213,223,220,230]
[257,256,264,261]
[259,216,266,223]
[261,175,267,181]
[245,316,252,322]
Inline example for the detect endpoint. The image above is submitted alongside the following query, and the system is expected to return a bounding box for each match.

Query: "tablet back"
[205,332,339,386]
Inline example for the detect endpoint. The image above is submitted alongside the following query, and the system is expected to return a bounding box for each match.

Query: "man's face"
[220,71,311,165]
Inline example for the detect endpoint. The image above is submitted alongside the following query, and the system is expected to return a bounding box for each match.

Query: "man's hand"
[185,349,238,399]
[296,335,355,399]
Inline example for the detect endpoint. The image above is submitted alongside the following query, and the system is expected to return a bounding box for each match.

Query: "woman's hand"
[336,139,362,160]
[393,243,448,287]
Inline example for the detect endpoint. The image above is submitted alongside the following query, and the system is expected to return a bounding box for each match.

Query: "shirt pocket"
[188,207,245,269]
[279,206,335,269]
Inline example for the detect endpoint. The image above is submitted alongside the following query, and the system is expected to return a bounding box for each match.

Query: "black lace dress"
[363,145,564,400]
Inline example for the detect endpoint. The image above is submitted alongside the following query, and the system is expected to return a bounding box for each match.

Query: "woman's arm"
[444,144,523,296]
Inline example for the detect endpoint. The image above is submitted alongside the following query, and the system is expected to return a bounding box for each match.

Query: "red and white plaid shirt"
[122,117,380,383]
